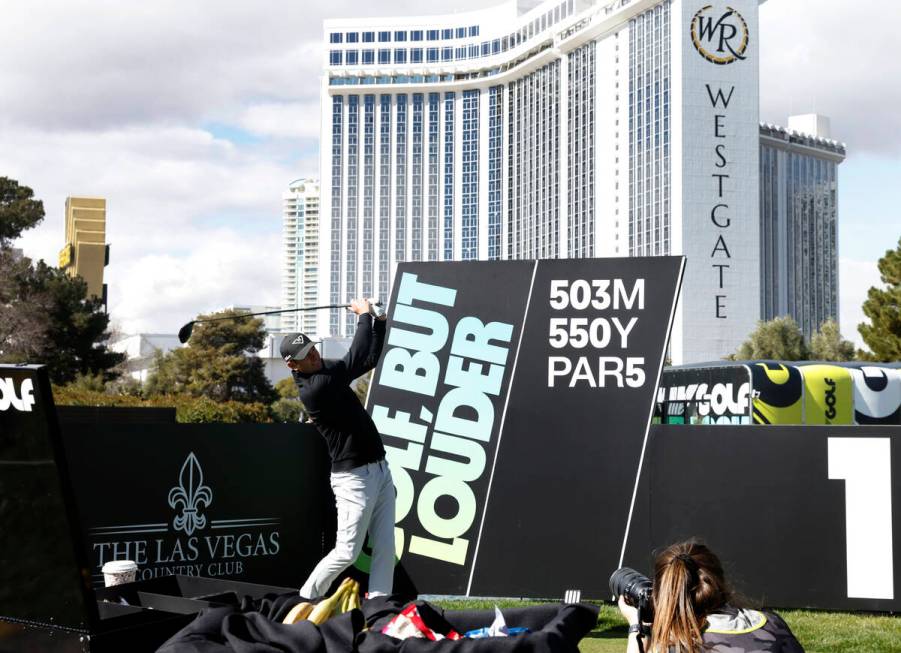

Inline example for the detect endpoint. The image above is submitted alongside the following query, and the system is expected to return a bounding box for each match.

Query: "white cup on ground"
[102,560,138,587]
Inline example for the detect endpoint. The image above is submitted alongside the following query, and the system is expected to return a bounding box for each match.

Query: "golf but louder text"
[372,272,514,567]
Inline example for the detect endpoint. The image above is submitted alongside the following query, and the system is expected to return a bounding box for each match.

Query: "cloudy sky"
[2,0,898,347]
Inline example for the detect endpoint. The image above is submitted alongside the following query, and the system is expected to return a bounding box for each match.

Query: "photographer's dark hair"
[651,540,732,652]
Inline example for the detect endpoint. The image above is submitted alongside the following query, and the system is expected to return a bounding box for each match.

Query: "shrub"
[52,386,271,424]
[271,398,305,423]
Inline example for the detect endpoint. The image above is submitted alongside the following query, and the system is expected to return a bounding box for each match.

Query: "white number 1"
[827,437,894,599]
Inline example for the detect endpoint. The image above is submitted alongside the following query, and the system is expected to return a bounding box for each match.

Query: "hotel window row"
[507,60,560,260]
[461,90,480,260]
[345,95,359,334]
[443,93,455,260]
[628,3,671,257]
[329,97,343,334]
[379,95,391,300]
[488,86,503,260]
[568,42,595,258]
[362,95,375,304]
[330,26,479,44]
[327,0,576,67]
[759,143,839,337]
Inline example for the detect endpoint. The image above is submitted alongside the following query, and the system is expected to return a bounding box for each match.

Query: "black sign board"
[624,424,900,612]
[60,422,333,590]
[368,257,685,596]
[0,364,94,631]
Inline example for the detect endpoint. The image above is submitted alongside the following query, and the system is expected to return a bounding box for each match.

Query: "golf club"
[177,301,384,344]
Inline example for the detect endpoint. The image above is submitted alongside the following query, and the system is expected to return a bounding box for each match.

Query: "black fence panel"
[623,424,900,612]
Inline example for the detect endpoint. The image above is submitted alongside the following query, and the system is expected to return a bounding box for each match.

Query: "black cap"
[280,333,316,362]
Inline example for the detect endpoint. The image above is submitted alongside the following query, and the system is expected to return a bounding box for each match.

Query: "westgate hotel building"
[314,0,844,363]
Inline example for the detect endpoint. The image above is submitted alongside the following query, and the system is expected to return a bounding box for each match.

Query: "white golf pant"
[300,458,396,598]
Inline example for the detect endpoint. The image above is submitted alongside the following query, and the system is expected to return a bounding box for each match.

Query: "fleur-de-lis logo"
[167,452,213,536]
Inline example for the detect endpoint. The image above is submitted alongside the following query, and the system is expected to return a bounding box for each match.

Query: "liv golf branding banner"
[368,258,684,596]
[61,423,332,589]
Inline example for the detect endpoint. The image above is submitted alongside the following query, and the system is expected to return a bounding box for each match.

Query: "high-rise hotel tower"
[282,178,321,335]
[320,0,769,362]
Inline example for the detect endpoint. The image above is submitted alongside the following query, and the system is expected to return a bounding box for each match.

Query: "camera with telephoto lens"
[609,567,654,623]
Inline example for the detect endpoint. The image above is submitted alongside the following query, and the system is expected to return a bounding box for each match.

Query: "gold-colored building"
[59,197,109,305]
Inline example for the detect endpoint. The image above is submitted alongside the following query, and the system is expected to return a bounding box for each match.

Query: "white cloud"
[237,101,321,140]
[0,2,321,131]
[110,231,282,334]
[0,2,484,133]
[759,1,901,154]
[840,258,883,351]
[0,124,313,331]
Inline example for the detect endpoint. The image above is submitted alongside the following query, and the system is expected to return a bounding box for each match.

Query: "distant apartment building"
[759,114,845,338]
[256,334,353,387]
[59,197,109,307]
[110,333,182,382]
[281,179,320,335]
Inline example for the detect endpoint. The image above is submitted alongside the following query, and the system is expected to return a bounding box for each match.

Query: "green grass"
[434,600,901,653]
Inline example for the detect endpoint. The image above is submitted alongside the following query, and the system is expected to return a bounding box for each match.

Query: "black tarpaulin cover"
[157,594,599,653]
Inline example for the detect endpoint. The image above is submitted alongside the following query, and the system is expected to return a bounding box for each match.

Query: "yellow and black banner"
[800,364,853,425]
[750,362,803,424]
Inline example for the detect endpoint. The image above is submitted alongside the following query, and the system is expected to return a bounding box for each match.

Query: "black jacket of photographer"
[700,606,804,652]
[293,314,386,472]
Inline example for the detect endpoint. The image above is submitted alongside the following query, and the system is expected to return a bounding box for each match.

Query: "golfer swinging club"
[280,298,395,598]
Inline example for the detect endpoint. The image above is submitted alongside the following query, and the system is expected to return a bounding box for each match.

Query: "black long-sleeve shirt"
[293,314,387,472]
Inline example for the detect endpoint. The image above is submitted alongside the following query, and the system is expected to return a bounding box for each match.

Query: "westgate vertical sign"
[675,0,759,363]
[368,258,684,596]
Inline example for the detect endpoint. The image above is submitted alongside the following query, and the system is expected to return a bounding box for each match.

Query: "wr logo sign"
[690,5,749,65]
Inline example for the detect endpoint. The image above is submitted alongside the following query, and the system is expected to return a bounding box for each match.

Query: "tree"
[145,310,278,404]
[731,316,809,361]
[1,176,122,382]
[858,237,901,361]
[38,260,124,383]
[354,370,372,405]
[0,248,48,362]
[275,376,299,399]
[271,376,306,423]
[271,398,305,423]
[0,177,45,247]
[809,318,855,361]
[0,251,124,383]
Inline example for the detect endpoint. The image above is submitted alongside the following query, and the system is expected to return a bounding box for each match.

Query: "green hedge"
[52,387,272,423]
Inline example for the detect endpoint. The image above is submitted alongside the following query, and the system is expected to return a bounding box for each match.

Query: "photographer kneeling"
[614,540,803,652]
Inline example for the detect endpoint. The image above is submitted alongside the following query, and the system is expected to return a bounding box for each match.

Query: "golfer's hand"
[617,596,639,626]
[349,298,371,316]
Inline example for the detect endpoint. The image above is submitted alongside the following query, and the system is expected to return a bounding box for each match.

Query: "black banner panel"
[0,365,93,630]
[368,257,685,596]
[624,425,900,612]
[367,261,536,595]
[60,423,333,590]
